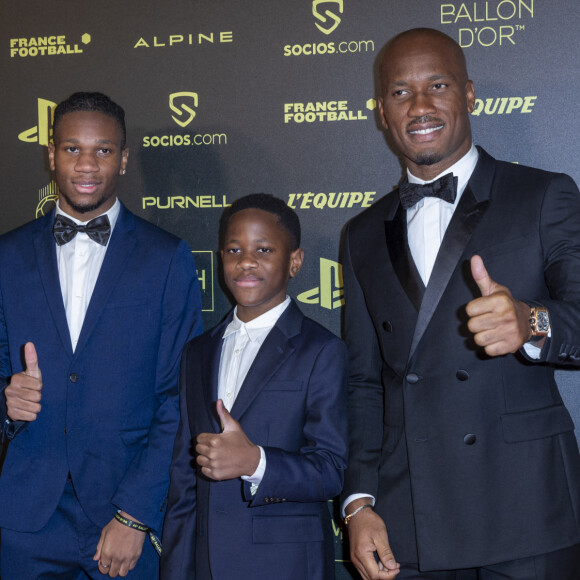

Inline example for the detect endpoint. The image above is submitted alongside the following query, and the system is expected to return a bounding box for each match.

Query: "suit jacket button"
[464,434,476,445]
[69,373,79,383]
[456,370,469,381]
[382,321,392,332]
[406,373,419,384]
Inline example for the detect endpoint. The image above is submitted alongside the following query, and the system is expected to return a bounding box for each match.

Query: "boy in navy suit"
[161,194,348,580]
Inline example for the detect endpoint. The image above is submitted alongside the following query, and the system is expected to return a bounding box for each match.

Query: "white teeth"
[409,126,443,135]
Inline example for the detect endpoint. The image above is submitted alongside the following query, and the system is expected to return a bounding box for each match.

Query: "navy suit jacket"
[342,148,580,570]
[160,300,348,580]
[0,203,202,535]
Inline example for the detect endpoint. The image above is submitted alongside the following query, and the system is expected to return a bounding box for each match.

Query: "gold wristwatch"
[529,306,550,341]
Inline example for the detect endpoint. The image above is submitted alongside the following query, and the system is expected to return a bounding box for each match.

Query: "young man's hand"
[93,511,146,577]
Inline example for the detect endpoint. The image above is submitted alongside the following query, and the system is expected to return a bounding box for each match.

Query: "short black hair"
[220,193,301,250]
[52,92,127,148]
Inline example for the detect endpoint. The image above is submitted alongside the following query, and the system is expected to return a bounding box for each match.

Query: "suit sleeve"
[111,240,203,533]
[160,343,197,579]
[248,336,348,506]
[0,272,27,443]
[0,280,11,441]
[523,173,580,365]
[340,222,388,503]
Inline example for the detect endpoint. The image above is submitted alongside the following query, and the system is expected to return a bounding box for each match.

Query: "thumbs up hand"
[196,399,261,481]
[466,255,533,356]
[5,342,43,422]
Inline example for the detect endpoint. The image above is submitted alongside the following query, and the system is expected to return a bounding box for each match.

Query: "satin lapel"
[408,185,490,359]
[32,213,73,355]
[385,202,425,311]
[73,205,136,356]
[229,302,301,422]
[201,321,227,433]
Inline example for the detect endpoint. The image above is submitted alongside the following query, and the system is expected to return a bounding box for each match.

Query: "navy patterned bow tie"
[52,214,111,246]
[398,172,458,210]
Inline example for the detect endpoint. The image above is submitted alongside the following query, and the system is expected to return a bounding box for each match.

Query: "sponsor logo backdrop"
[2,1,579,576]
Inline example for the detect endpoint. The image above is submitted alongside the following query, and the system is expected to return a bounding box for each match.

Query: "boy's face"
[221,208,303,323]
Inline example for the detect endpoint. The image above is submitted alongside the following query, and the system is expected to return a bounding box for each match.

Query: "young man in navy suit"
[342,28,580,579]
[160,194,348,580]
[0,92,202,578]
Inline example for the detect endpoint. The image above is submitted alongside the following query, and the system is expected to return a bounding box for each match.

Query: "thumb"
[471,255,497,297]
[93,531,103,561]
[24,342,42,380]
[216,399,240,432]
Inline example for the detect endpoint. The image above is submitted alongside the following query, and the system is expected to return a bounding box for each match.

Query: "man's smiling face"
[378,29,475,181]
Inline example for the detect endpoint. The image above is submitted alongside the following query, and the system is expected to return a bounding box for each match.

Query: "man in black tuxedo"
[341,28,580,579]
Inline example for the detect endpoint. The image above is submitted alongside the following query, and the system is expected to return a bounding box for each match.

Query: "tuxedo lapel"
[73,204,136,356]
[201,320,228,432]
[32,212,73,355]
[408,149,494,359]
[229,302,301,422]
[385,202,425,312]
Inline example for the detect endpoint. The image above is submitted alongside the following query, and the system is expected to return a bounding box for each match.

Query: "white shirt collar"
[407,143,479,201]
[222,296,291,342]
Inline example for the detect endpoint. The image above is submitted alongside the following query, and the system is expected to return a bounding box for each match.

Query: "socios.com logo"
[169,92,198,127]
[18,98,56,147]
[313,0,343,35]
[298,258,344,310]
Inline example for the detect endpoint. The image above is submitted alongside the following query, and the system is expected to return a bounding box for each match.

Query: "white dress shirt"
[406,144,479,285]
[56,199,120,352]
[218,296,291,490]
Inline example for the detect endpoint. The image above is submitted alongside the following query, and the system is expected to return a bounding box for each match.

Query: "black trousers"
[398,543,580,580]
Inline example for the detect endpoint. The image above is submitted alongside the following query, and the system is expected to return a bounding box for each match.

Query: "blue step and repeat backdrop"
[2,1,580,577]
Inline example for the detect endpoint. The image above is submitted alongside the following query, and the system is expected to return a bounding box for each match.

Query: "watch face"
[537,310,550,332]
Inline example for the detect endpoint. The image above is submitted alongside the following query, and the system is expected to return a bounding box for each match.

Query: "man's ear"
[289,248,304,278]
[466,80,476,114]
[48,142,56,172]
[378,97,389,131]
[120,147,130,175]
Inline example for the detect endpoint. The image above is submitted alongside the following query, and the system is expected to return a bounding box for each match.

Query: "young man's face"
[48,110,129,221]
[378,31,475,181]
[221,208,303,323]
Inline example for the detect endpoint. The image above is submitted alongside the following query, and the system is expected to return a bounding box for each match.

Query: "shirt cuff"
[522,327,551,359]
[241,445,266,495]
[341,493,376,519]
[2,417,26,442]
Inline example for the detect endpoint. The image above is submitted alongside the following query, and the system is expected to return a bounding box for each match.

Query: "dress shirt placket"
[68,234,91,351]
[223,328,250,412]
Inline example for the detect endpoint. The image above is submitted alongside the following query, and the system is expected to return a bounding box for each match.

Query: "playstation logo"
[298,258,344,310]
[18,98,56,147]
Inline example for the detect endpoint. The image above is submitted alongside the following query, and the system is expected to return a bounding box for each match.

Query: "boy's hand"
[196,399,260,481]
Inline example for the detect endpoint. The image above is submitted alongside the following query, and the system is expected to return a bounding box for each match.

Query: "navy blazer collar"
[32,203,137,358]
[199,300,304,430]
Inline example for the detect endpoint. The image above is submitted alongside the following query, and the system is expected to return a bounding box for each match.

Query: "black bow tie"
[52,214,111,246]
[399,173,458,210]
